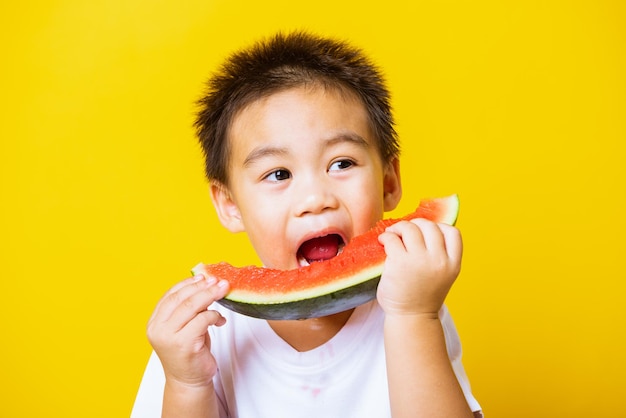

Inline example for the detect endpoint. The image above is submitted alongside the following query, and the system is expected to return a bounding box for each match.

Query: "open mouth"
[297,234,345,267]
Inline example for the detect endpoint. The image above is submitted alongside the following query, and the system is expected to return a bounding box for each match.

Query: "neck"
[267,309,354,352]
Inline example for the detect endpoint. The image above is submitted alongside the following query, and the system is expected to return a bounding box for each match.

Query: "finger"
[177,309,227,342]
[410,218,445,252]
[385,219,428,251]
[439,223,463,263]
[378,228,408,254]
[165,280,230,333]
[150,275,205,319]
[169,274,206,294]
[152,275,220,323]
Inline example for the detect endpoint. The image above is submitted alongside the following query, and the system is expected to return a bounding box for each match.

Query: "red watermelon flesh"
[193,194,459,320]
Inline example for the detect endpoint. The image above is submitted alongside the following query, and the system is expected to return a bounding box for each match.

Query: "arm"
[378,219,474,418]
[162,380,220,418]
[146,274,230,418]
[384,314,473,417]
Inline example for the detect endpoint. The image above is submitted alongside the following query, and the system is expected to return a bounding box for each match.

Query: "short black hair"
[195,31,399,185]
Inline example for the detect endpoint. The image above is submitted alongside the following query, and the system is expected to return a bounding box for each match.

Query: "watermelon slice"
[193,195,459,320]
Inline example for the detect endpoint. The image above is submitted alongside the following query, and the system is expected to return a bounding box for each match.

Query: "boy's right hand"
[147,275,230,388]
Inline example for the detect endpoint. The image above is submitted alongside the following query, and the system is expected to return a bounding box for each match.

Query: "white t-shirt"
[131,301,482,417]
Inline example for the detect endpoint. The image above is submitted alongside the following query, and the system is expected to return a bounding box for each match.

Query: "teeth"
[298,255,310,267]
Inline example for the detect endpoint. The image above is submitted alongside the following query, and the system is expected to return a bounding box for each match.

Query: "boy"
[132,32,482,417]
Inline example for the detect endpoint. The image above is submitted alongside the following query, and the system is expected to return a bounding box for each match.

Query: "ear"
[210,182,245,233]
[383,157,402,211]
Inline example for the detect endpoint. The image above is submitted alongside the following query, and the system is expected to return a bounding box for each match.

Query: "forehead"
[228,85,374,148]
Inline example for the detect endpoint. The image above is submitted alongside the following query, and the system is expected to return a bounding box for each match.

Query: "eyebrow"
[325,132,370,149]
[242,146,289,167]
[242,132,371,167]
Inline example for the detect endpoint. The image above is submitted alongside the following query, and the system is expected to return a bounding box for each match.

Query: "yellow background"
[1,1,624,417]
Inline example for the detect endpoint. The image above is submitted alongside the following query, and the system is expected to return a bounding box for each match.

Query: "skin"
[147,85,476,417]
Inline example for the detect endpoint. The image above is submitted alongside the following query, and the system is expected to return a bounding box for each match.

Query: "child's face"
[211,86,401,270]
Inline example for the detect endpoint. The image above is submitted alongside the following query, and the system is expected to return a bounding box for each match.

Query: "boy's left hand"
[376,218,463,317]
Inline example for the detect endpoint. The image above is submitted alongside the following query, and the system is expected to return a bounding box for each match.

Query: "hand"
[376,219,463,317]
[146,274,230,388]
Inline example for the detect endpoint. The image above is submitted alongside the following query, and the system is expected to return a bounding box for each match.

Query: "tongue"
[299,235,340,263]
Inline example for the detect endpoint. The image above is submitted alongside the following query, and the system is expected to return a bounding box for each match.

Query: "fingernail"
[192,274,204,282]
[206,276,217,286]
[217,280,228,289]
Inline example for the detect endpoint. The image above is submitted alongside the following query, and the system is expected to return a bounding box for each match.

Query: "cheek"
[351,173,385,204]
[344,197,385,235]
[239,207,292,265]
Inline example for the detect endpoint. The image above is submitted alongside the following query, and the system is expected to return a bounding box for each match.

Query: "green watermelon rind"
[438,194,460,225]
[218,276,381,320]
[194,194,459,320]
[205,263,384,305]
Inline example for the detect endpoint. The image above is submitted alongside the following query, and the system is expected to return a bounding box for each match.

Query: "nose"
[294,176,339,216]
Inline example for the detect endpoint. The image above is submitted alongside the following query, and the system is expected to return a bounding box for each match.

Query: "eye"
[264,169,291,182]
[329,159,354,171]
